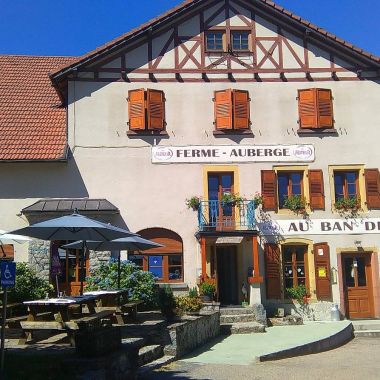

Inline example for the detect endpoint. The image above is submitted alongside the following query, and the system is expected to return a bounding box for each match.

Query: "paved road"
[142,338,380,380]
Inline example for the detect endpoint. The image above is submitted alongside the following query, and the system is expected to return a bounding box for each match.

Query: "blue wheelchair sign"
[1,262,16,287]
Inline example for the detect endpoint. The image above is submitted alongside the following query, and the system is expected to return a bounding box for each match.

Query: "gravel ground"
[141,338,380,380]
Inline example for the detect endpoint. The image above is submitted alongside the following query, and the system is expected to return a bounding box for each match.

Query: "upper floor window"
[206,31,224,51]
[278,172,303,209]
[213,89,250,131]
[231,31,250,51]
[261,168,325,212]
[297,88,334,130]
[128,89,166,132]
[334,171,358,202]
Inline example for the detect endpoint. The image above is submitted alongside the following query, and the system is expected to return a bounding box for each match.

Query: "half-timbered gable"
[52,0,380,86]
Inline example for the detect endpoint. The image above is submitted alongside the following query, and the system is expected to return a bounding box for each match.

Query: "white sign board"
[152,144,315,164]
[258,218,380,236]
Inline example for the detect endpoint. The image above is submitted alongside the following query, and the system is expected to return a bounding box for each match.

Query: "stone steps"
[352,320,380,338]
[220,321,266,335]
[219,307,254,315]
[354,330,380,338]
[137,355,175,377]
[138,344,164,367]
[220,314,256,323]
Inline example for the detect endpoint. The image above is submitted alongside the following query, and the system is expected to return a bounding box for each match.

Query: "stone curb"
[257,322,354,362]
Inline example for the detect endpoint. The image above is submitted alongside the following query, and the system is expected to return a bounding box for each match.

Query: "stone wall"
[89,250,112,273]
[164,311,220,358]
[28,240,51,280]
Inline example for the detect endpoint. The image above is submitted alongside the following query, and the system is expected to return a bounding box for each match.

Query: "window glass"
[344,258,355,287]
[232,31,249,50]
[334,171,358,200]
[278,174,288,208]
[291,173,302,196]
[206,32,223,50]
[148,256,163,280]
[347,172,357,198]
[356,257,367,287]
[334,173,344,200]
[129,254,144,270]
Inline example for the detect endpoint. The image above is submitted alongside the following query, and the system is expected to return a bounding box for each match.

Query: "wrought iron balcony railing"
[197,200,256,232]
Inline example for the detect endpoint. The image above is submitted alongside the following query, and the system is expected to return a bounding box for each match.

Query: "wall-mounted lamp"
[331,267,338,284]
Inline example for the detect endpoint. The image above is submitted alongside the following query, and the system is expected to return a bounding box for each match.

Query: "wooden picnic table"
[20,295,111,344]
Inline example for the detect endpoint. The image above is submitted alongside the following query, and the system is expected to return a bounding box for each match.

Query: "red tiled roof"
[0,55,77,161]
[51,0,380,80]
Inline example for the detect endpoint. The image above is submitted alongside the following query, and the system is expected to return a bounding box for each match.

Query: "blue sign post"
[1,260,16,374]
[1,261,16,287]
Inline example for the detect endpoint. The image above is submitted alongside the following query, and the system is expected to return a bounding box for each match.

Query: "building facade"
[1,0,380,319]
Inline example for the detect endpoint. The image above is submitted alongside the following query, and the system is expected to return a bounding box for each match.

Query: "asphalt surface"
[141,337,380,380]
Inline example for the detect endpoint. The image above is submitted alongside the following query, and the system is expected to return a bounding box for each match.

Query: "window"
[214,89,250,131]
[206,31,224,51]
[231,31,249,51]
[298,88,334,130]
[278,172,303,209]
[261,169,325,212]
[129,228,183,283]
[128,89,165,132]
[283,245,307,290]
[334,171,358,201]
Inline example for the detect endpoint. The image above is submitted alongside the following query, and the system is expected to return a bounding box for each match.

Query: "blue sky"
[0,0,379,57]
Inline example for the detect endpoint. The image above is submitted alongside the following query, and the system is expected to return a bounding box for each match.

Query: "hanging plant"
[253,192,264,209]
[334,197,361,217]
[221,193,245,207]
[186,196,201,211]
[283,195,308,217]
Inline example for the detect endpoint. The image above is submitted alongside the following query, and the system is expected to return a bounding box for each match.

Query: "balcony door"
[208,172,234,230]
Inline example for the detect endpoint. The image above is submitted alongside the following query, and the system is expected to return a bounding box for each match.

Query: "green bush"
[7,263,53,303]
[188,287,198,298]
[158,285,176,320]
[286,284,309,305]
[85,260,158,308]
[175,295,203,313]
[199,281,216,297]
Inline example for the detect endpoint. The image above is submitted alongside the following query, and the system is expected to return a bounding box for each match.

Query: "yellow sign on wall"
[318,267,327,278]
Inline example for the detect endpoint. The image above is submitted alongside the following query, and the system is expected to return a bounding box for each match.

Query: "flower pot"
[200,295,211,302]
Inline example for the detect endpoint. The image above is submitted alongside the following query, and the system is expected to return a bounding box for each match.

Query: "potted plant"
[334,197,361,217]
[253,192,264,209]
[286,284,310,305]
[175,294,203,315]
[158,285,177,321]
[283,195,308,217]
[199,281,216,302]
[221,193,245,207]
[186,196,201,211]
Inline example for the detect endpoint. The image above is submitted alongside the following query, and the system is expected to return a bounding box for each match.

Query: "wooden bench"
[120,300,143,321]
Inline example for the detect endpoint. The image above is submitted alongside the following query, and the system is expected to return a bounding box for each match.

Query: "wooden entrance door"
[208,173,235,230]
[342,253,374,319]
[216,246,238,305]
[57,249,89,296]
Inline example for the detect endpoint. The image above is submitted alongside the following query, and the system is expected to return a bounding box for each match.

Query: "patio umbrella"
[8,212,137,295]
[63,236,164,288]
[0,230,31,258]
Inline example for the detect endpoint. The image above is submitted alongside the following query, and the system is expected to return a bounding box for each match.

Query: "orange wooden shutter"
[265,243,282,299]
[317,89,333,128]
[261,170,277,211]
[308,170,325,210]
[128,89,146,130]
[147,89,165,130]
[298,88,317,128]
[313,243,332,301]
[365,169,380,209]
[0,244,14,260]
[214,90,233,130]
[233,90,250,129]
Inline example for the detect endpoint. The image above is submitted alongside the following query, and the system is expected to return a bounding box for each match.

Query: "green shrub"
[85,260,158,308]
[158,285,176,319]
[188,287,198,298]
[199,281,216,297]
[175,295,203,313]
[7,263,53,303]
[286,284,309,305]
